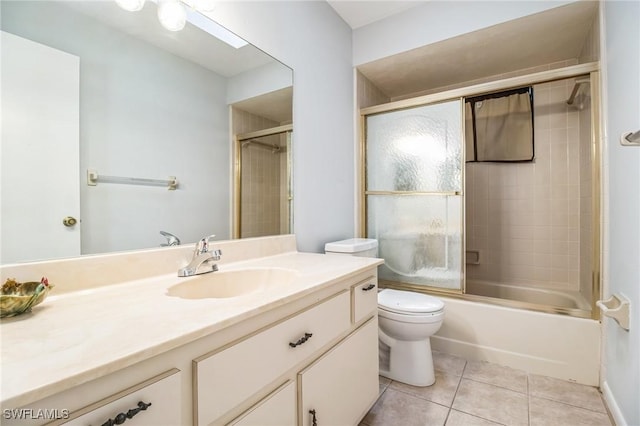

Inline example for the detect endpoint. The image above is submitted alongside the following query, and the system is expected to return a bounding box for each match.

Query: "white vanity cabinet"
[4,251,382,426]
[194,274,379,426]
[57,369,181,426]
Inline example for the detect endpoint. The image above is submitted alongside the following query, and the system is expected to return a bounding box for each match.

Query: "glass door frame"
[233,124,293,239]
[358,62,602,317]
[361,99,467,296]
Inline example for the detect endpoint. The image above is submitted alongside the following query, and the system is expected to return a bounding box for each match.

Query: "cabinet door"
[62,369,181,426]
[229,381,295,426]
[298,318,378,426]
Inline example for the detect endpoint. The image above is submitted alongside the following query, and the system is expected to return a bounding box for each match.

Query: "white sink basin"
[166,268,299,299]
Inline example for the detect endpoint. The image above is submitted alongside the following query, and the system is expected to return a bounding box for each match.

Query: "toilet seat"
[378,289,444,315]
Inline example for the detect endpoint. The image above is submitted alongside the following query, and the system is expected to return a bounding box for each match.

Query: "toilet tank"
[324,238,378,258]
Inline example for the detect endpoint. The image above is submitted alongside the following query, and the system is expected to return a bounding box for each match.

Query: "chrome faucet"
[178,235,222,277]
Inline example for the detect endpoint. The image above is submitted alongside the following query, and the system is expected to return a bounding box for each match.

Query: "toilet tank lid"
[378,289,444,313]
[324,238,378,253]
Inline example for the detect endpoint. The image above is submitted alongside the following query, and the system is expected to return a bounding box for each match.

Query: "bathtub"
[430,294,601,386]
[465,279,592,311]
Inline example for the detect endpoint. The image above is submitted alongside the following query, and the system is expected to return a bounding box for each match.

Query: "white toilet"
[324,238,445,387]
[378,288,444,386]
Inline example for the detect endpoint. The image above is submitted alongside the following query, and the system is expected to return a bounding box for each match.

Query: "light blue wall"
[211,2,355,253]
[601,2,640,425]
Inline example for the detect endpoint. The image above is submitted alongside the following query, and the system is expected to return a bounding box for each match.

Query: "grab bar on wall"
[87,169,178,190]
[566,77,590,105]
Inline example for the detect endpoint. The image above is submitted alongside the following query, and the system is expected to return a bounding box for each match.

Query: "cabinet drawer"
[61,369,181,426]
[228,381,295,426]
[194,291,350,425]
[352,277,377,323]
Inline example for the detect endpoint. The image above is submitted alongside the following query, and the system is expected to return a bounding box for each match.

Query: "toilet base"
[379,338,435,387]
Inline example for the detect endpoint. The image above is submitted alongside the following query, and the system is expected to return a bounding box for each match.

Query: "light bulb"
[157,0,187,31]
[115,0,146,12]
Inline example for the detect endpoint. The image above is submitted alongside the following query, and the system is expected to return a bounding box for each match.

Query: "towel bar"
[621,130,640,146]
[87,169,178,190]
[596,293,630,331]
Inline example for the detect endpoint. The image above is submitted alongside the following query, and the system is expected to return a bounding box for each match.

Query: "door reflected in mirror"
[0,0,293,264]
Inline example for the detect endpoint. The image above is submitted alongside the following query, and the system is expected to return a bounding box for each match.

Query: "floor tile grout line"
[462,375,529,395]
[438,359,467,426]
[384,384,453,410]
[449,360,467,407]
[529,393,610,415]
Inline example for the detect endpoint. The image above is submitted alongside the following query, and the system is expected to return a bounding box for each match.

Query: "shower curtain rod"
[567,77,590,105]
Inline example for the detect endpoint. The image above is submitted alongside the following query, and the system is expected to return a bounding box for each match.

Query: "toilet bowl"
[323,239,445,387]
[378,289,444,387]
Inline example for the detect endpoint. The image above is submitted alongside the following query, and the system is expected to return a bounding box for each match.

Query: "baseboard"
[602,381,627,426]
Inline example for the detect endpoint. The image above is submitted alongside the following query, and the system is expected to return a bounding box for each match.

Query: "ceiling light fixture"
[115,0,247,48]
[157,0,187,32]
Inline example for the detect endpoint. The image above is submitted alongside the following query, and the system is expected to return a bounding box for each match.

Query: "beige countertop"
[0,251,382,408]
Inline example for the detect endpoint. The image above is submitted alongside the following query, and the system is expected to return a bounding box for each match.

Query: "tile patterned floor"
[360,351,613,426]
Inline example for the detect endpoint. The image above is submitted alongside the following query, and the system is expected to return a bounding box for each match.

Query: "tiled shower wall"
[465,14,598,294]
[232,108,288,238]
[465,78,591,292]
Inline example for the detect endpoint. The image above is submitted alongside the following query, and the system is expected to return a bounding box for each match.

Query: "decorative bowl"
[1,277,54,318]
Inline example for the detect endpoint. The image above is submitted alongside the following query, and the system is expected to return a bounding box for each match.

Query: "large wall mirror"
[1,0,293,264]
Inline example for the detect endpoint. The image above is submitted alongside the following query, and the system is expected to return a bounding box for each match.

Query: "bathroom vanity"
[0,236,383,425]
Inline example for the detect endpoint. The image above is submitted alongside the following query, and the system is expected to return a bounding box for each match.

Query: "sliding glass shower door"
[365,100,464,291]
[236,128,292,239]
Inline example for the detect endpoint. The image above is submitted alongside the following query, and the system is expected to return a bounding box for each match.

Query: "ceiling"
[336,1,598,100]
[327,1,426,29]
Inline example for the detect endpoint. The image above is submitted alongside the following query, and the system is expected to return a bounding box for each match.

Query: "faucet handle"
[194,234,216,255]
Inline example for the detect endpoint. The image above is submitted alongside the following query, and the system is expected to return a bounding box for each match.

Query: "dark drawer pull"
[101,401,151,426]
[309,409,318,426]
[289,332,313,348]
[362,284,375,291]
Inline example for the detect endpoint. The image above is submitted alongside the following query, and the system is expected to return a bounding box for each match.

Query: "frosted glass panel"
[367,100,462,192]
[367,195,463,290]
